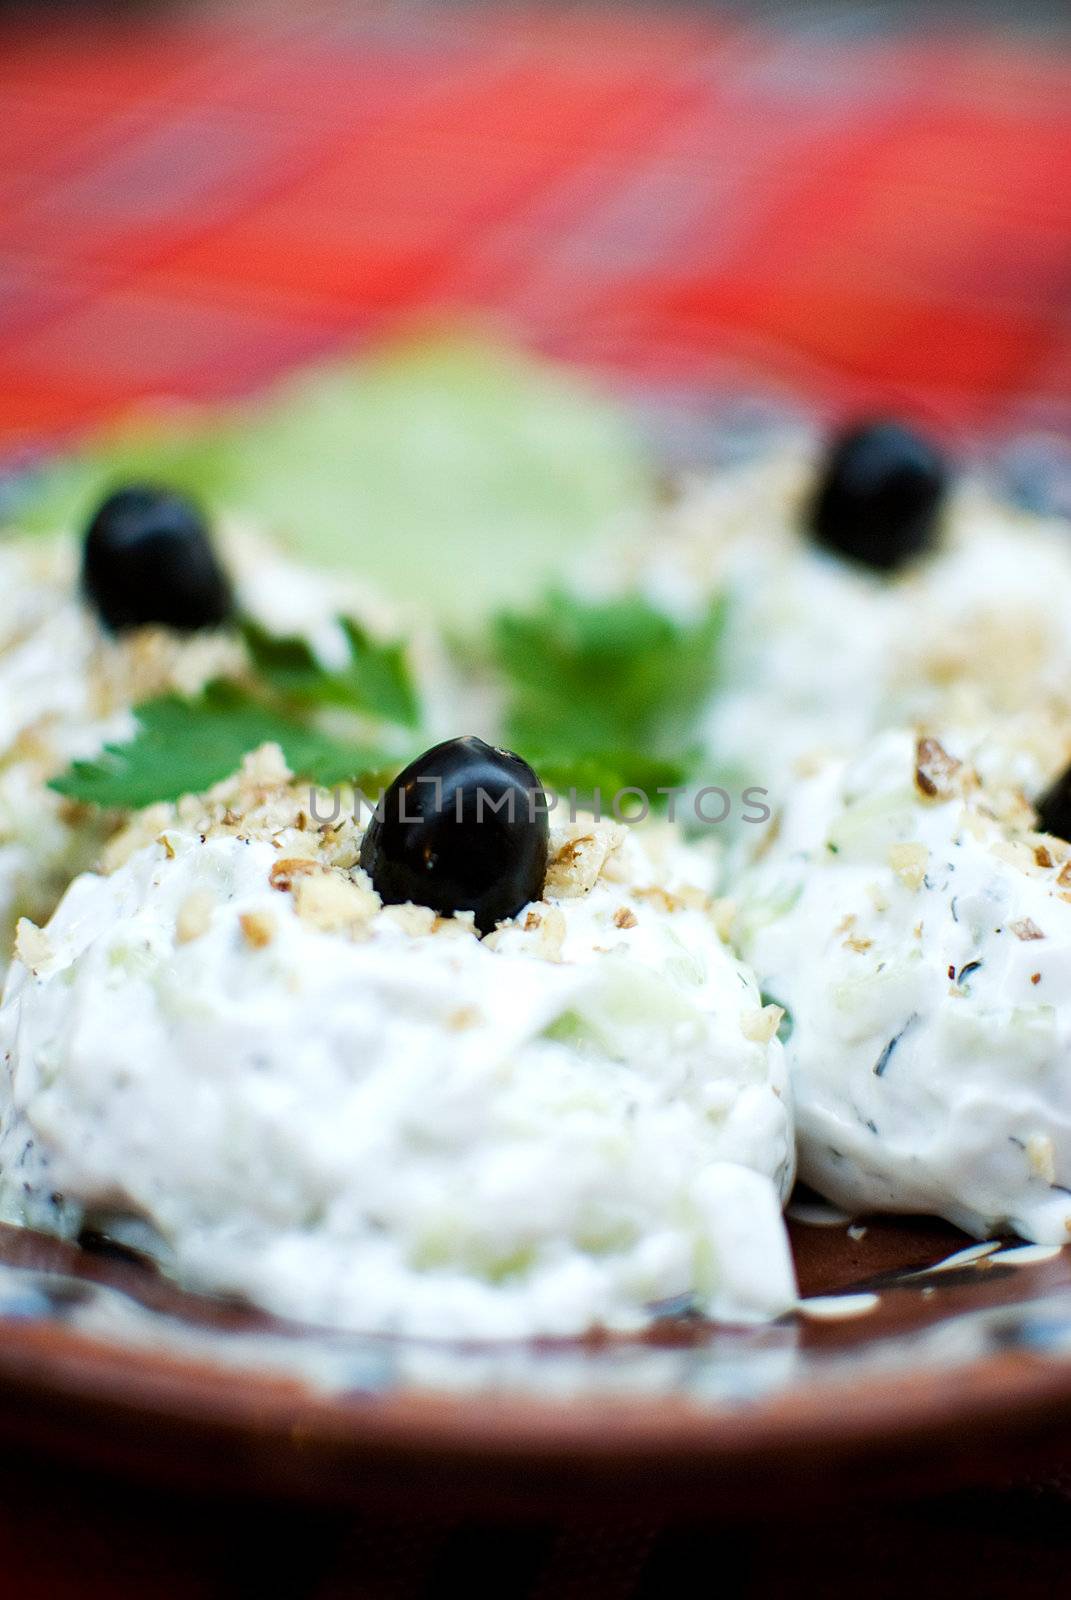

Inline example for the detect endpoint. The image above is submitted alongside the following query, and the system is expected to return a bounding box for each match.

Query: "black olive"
[360,737,549,935]
[1036,766,1071,842]
[82,484,234,633]
[808,419,948,571]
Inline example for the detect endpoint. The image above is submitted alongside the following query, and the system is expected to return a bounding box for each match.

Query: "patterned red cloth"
[0,4,1068,452]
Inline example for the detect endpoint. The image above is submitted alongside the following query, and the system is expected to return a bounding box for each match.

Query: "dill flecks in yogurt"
[0,745,797,1340]
[734,726,1071,1244]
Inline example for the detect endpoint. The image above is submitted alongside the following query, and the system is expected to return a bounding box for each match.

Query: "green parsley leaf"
[522,748,696,805]
[240,616,420,728]
[492,589,725,800]
[49,682,397,809]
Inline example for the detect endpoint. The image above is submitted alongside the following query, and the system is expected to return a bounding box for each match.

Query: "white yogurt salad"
[0,485,432,970]
[603,421,1071,806]
[0,743,796,1339]
[735,725,1071,1243]
[2,406,1070,1348]
[0,530,238,952]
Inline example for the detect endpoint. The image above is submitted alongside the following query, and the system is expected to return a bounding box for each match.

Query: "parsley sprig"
[50,616,420,809]
[241,617,419,727]
[492,588,725,800]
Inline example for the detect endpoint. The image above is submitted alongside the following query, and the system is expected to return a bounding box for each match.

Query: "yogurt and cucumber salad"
[1,338,1070,1339]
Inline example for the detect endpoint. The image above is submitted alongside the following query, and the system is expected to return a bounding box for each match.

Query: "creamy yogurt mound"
[0,522,428,969]
[0,746,796,1340]
[734,725,1071,1243]
[598,448,1071,807]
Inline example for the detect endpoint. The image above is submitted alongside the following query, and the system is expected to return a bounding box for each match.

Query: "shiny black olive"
[359,736,549,935]
[82,484,234,633]
[1036,766,1071,842]
[808,419,948,571]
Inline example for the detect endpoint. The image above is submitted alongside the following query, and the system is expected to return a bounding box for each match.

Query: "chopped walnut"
[1031,831,1070,867]
[991,838,1049,879]
[89,623,244,719]
[295,871,380,934]
[889,841,929,890]
[269,857,323,893]
[431,912,478,941]
[633,885,675,914]
[537,905,567,961]
[488,901,568,961]
[15,918,52,973]
[237,742,292,789]
[612,905,638,930]
[175,889,216,944]
[632,882,709,915]
[544,818,626,898]
[740,1004,783,1044]
[914,737,962,801]
[104,746,366,880]
[378,901,437,938]
[1010,917,1045,941]
[239,910,275,949]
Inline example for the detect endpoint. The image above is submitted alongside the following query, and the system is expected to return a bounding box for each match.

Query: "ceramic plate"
[2,1206,1071,1513]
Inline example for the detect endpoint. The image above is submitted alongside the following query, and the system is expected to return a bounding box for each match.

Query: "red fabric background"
[1,3,1068,452]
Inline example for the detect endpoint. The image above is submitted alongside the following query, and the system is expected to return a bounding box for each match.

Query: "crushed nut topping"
[378,901,437,938]
[269,857,323,893]
[536,905,567,961]
[175,889,216,944]
[889,841,929,890]
[915,737,962,801]
[295,871,380,935]
[741,1004,783,1044]
[1010,917,1045,941]
[14,918,52,973]
[544,818,626,898]
[612,906,638,930]
[633,882,709,915]
[990,838,1049,879]
[239,910,275,949]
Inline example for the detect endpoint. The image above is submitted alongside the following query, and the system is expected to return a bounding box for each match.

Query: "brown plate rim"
[1,1306,1070,1514]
